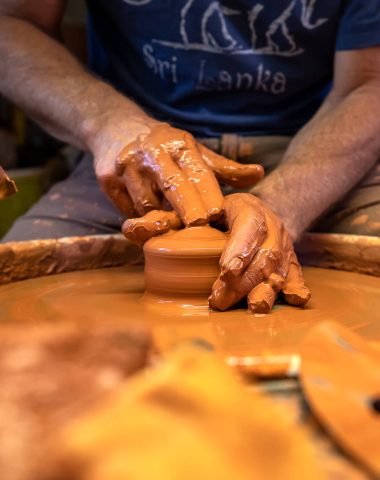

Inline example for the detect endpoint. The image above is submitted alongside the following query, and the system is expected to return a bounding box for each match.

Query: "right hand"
[93,121,264,226]
[208,193,311,313]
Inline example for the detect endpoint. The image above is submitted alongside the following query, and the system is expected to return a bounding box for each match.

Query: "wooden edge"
[296,232,380,277]
[0,234,142,285]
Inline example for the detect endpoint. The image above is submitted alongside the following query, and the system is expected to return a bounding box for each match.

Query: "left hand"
[123,193,310,313]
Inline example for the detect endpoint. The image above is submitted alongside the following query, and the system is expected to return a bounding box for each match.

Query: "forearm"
[252,80,380,240]
[0,14,155,154]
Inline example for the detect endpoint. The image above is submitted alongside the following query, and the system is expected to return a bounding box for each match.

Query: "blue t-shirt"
[86,0,380,137]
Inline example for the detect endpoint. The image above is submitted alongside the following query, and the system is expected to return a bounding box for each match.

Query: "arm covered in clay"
[252,47,380,241]
[0,0,263,224]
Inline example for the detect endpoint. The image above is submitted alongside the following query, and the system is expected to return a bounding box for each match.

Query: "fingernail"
[209,281,227,311]
[223,257,244,277]
[187,216,208,227]
[209,292,229,312]
[132,225,149,244]
[249,299,271,315]
[283,287,311,306]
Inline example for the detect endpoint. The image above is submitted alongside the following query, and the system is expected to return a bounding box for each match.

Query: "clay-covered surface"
[1,265,380,365]
[0,322,151,480]
[0,266,377,479]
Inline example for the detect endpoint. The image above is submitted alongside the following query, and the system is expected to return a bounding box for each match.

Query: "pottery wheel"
[2,265,380,376]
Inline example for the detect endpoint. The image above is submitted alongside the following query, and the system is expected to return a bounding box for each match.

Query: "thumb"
[99,175,136,217]
[122,210,182,245]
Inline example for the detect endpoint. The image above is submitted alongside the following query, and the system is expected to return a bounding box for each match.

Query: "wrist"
[79,84,160,156]
[250,186,303,241]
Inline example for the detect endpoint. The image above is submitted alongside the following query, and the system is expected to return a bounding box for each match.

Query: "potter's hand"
[209,193,311,313]
[95,122,263,225]
[123,193,310,313]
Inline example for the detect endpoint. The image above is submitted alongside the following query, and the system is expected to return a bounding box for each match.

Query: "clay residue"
[0,234,142,285]
[297,232,380,277]
[1,266,380,367]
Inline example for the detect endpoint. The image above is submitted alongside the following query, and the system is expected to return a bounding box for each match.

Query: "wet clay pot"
[143,226,227,298]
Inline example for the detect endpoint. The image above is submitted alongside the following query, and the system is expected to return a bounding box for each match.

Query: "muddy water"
[1,266,380,372]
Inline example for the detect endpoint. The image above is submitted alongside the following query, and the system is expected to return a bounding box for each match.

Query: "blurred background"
[0,0,87,238]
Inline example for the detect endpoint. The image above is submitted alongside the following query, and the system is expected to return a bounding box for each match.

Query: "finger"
[122,157,161,216]
[176,136,224,221]
[208,277,240,311]
[248,282,276,314]
[143,145,209,227]
[122,210,182,245]
[211,243,283,311]
[115,143,135,176]
[100,175,136,217]
[199,144,264,188]
[231,247,276,295]
[220,194,267,278]
[268,272,285,293]
[282,251,311,306]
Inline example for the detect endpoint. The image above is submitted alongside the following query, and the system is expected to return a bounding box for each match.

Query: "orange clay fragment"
[0,166,17,199]
[47,348,324,480]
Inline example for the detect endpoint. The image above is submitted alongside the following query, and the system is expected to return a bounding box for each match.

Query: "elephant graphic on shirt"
[180,1,241,51]
[122,0,153,5]
[152,0,328,57]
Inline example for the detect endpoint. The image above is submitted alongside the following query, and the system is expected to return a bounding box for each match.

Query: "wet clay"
[1,266,380,376]
[141,195,311,315]
[143,225,227,297]
[115,123,263,225]
[0,234,141,286]
[116,123,224,224]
